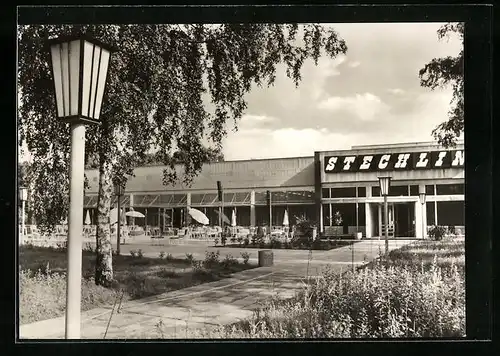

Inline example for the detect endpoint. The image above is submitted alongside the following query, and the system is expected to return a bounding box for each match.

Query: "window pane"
[437,201,464,226]
[425,185,434,195]
[436,184,464,195]
[331,187,357,198]
[357,187,366,197]
[322,188,330,198]
[322,204,330,227]
[410,185,419,196]
[372,186,380,197]
[190,194,205,205]
[389,185,409,197]
[426,202,436,225]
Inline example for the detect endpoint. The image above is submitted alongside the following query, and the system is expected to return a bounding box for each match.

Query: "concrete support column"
[378,204,382,239]
[422,200,427,238]
[319,203,324,233]
[365,202,372,239]
[186,193,191,226]
[415,201,422,239]
[250,190,256,227]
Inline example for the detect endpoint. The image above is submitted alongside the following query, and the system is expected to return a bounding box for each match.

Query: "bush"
[159,251,166,259]
[251,234,258,245]
[166,253,174,261]
[222,254,238,269]
[221,235,227,246]
[204,250,221,268]
[185,253,195,263]
[428,226,447,241]
[237,236,244,245]
[270,238,282,249]
[230,237,237,244]
[212,259,465,338]
[130,250,138,257]
[241,252,250,265]
[137,249,144,258]
[244,236,250,246]
[214,237,219,246]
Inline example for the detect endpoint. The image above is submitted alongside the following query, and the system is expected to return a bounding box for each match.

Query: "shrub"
[83,242,94,253]
[214,237,219,246]
[166,253,174,261]
[237,236,244,245]
[159,251,166,259]
[222,254,238,269]
[251,234,258,245]
[185,253,195,263]
[244,235,250,246]
[230,237,237,244]
[241,252,250,265]
[130,250,137,257]
[137,249,144,258]
[270,238,282,249]
[221,234,227,246]
[204,250,221,268]
[428,226,447,241]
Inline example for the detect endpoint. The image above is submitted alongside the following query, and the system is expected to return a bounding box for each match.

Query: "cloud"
[347,61,361,68]
[317,92,391,121]
[387,88,405,95]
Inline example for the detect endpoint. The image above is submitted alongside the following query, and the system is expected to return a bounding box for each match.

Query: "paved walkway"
[19,239,412,340]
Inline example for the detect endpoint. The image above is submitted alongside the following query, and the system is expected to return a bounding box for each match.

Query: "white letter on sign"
[451,151,464,166]
[416,152,429,168]
[434,151,447,167]
[325,157,338,171]
[394,153,411,169]
[378,154,391,169]
[343,156,356,170]
[359,156,373,170]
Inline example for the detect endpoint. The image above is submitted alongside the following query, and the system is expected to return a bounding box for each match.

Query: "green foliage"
[204,250,221,268]
[241,252,251,265]
[185,253,195,263]
[419,23,464,148]
[203,242,465,339]
[18,24,348,234]
[428,225,447,241]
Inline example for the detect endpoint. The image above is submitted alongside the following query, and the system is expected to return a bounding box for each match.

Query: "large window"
[436,184,464,195]
[330,187,357,198]
[425,185,435,195]
[357,187,366,197]
[255,190,314,205]
[389,185,409,197]
[426,202,436,225]
[410,185,419,196]
[437,201,465,226]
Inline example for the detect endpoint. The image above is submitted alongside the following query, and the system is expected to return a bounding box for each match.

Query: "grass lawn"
[173,238,465,339]
[19,245,256,325]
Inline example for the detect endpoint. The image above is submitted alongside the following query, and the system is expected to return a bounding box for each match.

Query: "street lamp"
[418,186,427,239]
[48,34,115,339]
[378,175,392,255]
[114,183,125,255]
[19,187,28,245]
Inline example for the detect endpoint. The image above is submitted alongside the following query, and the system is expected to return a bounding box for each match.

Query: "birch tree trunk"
[95,154,115,286]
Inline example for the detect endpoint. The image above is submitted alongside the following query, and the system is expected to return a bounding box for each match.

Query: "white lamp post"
[19,187,28,245]
[378,175,392,255]
[48,34,115,339]
[418,186,427,239]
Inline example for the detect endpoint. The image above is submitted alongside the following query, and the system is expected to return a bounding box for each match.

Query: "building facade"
[83,141,464,239]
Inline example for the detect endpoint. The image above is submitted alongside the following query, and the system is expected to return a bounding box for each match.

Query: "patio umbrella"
[231,208,237,227]
[85,210,91,225]
[110,208,127,225]
[215,209,231,225]
[283,210,289,226]
[125,210,145,218]
[188,208,209,225]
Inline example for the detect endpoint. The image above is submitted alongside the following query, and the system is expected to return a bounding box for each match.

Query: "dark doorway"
[394,203,415,237]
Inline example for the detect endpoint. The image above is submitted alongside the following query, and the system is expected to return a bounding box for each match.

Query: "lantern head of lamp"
[47,35,116,125]
[19,187,28,202]
[377,175,392,196]
[418,185,426,205]
[114,183,125,196]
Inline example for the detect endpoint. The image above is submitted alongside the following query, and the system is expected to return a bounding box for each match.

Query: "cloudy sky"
[221,22,463,161]
[19,22,462,163]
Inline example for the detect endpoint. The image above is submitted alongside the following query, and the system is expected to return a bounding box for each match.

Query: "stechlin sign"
[324,150,464,173]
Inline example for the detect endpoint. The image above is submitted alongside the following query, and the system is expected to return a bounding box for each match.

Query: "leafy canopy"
[419,23,464,148]
[18,24,348,232]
